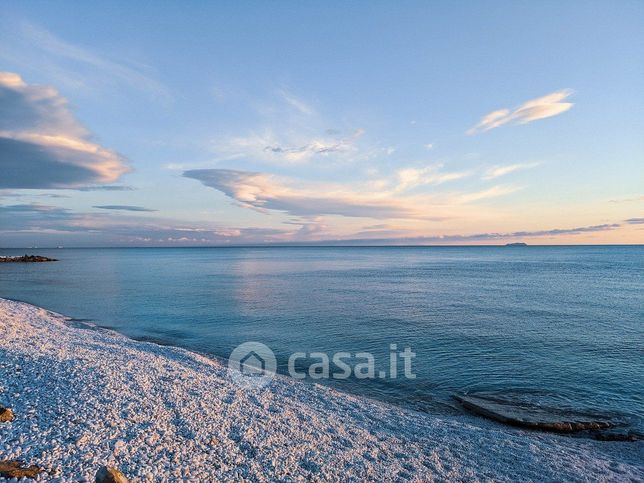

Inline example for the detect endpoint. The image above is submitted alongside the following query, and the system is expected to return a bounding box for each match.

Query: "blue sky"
[1,1,642,246]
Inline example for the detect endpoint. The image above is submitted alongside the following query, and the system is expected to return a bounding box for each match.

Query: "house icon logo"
[239,351,266,376]
[228,342,276,389]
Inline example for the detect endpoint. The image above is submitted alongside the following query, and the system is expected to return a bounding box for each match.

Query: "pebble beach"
[0,298,642,481]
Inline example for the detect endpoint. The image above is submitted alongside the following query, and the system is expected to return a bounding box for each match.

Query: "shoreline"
[0,298,642,481]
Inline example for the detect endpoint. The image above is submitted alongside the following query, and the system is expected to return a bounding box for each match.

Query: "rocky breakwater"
[0,254,58,263]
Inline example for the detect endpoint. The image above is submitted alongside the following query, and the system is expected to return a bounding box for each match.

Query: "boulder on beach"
[96,465,129,483]
[454,394,613,433]
[0,460,45,478]
[0,407,14,422]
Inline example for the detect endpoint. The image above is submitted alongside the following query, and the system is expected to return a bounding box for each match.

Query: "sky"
[1,1,643,247]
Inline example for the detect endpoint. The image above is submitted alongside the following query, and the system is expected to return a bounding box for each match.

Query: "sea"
[1,246,642,433]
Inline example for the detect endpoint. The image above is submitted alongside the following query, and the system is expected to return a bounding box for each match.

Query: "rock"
[0,407,14,422]
[0,460,45,478]
[592,431,640,442]
[0,254,58,263]
[95,465,129,483]
[454,394,612,433]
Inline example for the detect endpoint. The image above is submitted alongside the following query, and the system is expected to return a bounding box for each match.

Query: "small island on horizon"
[505,242,528,247]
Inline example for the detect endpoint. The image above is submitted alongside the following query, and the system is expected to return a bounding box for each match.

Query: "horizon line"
[2,243,643,249]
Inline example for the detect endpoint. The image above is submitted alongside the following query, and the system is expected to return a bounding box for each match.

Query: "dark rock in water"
[454,394,612,433]
[505,242,528,247]
[0,407,14,422]
[96,465,129,483]
[0,254,58,262]
[592,430,640,442]
[0,460,45,478]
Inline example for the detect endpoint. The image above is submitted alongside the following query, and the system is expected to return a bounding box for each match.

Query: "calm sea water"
[1,246,642,431]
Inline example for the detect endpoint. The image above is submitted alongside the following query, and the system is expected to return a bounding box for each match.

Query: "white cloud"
[0,72,130,189]
[184,168,511,220]
[467,90,574,134]
[208,88,374,165]
[213,128,366,164]
[279,89,315,116]
[482,162,540,180]
[184,168,421,219]
[457,185,521,203]
[394,166,468,192]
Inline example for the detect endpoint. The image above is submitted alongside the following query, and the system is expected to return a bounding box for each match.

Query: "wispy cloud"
[467,90,574,134]
[0,20,170,100]
[394,166,469,192]
[183,168,512,220]
[213,128,366,164]
[263,128,365,161]
[0,202,323,246]
[1,202,633,247]
[279,89,315,116]
[93,205,157,212]
[209,89,374,165]
[184,168,422,219]
[482,162,540,180]
[456,185,521,203]
[0,203,71,214]
[282,223,624,245]
[0,72,130,189]
[76,185,135,192]
[608,196,644,204]
[0,191,70,199]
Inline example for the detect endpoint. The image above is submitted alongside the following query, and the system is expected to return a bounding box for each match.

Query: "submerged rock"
[95,465,129,483]
[0,460,45,478]
[592,431,640,442]
[0,407,14,422]
[454,394,612,433]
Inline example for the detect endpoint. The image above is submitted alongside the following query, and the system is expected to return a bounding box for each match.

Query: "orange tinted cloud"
[0,72,130,189]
